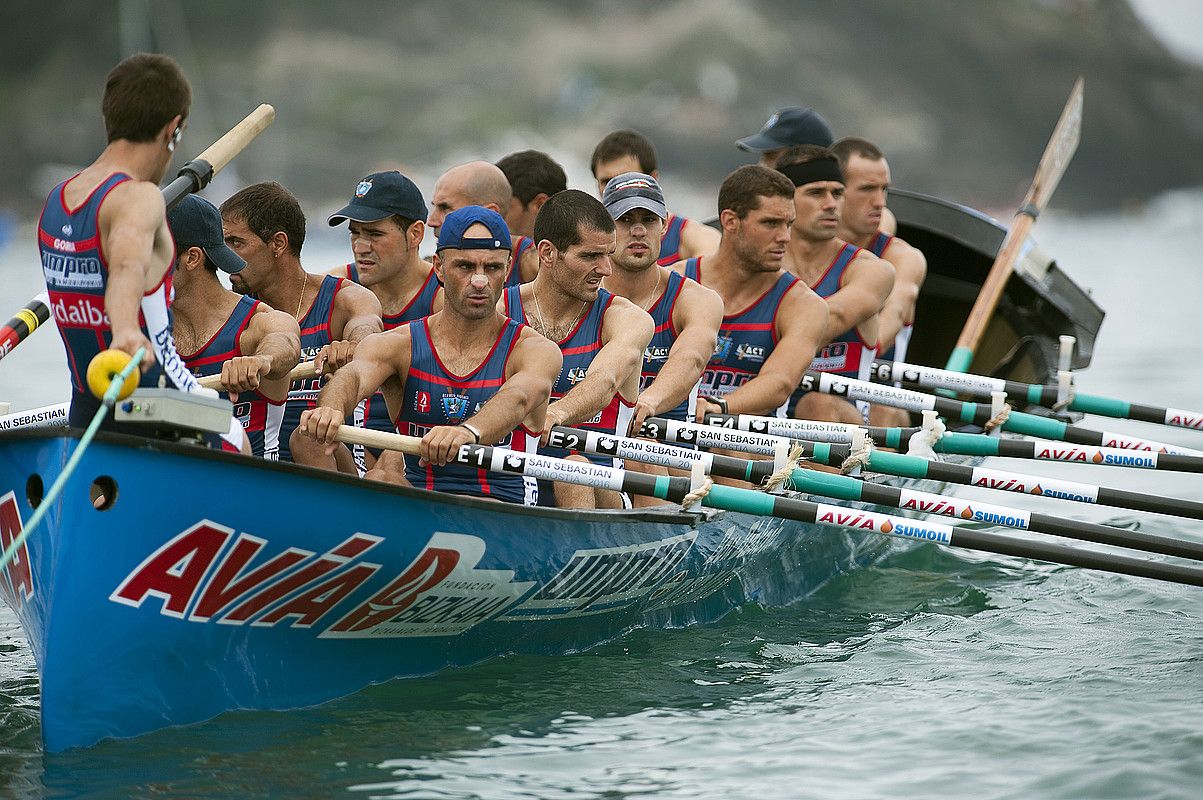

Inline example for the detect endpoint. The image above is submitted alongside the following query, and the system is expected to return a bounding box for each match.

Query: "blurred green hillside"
[1,0,1200,218]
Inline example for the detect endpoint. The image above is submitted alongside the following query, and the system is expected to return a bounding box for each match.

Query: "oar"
[554,423,1203,563]
[195,359,316,391]
[707,411,1203,474]
[0,293,51,363]
[545,425,777,484]
[0,105,276,364]
[640,416,1203,522]
[799,371,1198,455]
[334,426,1203,589]
[0,402,69,431]
[876,359,1203,435]
[946,77,1083,374]
[0,349,145,572]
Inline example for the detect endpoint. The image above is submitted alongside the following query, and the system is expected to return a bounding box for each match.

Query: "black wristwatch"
[459,422,482,443]
[711,396,729,414]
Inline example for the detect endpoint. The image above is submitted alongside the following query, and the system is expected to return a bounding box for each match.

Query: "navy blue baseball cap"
[327,170,428,226]
[167,195,245,274]
[437,206,512,251]
[737,106,834,151]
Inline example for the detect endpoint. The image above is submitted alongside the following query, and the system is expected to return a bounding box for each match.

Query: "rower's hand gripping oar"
[946,77,1083,374]
[332,425,1203,589]
[0,348,145,572]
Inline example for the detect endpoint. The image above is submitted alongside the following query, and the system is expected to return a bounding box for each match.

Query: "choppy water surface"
[2,192,1202,798]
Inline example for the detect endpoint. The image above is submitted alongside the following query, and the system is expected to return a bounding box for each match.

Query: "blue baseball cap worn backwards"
[166,195,246,274]
[327,170,428,226]
[437,206,512,252]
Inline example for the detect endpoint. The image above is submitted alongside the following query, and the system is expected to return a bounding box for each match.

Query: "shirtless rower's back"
[293,207,561,504]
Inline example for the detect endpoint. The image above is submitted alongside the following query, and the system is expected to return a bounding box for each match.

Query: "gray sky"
[1131,0,1203,64]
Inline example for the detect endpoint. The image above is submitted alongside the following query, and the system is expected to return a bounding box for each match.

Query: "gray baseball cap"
[601,172,667,220]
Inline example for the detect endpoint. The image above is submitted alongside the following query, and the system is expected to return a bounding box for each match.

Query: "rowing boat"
[0,188,1103,751]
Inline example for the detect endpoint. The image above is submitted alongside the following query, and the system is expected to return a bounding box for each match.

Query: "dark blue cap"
[737,106,834,151]
[327,170,428,226]
[167,195,245,274]
[436,206,511,252]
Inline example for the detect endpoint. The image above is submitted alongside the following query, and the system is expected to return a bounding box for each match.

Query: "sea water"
[1,191,1202,799]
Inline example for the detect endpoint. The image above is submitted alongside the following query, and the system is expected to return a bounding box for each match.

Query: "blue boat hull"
[0,430,891,751]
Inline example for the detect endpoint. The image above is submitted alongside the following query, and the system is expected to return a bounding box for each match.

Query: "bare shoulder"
[883,236,927,273]
[605,293,654,325]
[335,276,383,312]
[251,302,301,334]
[102,180,164,221]
[678,274,723,315]
[515,323,561,359]
[680,216,721,253]
[851,248,895,282]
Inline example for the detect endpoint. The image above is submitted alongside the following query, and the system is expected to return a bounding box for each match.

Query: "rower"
[776,145,894,425]
[496,149,567,268]
[503,190,654,509]
[293,206,560,505]
[590,130,720,266]
[680,166,828,421]
[737,107,898,235]
[600,173,723,505]
[37,54,208,432]
[168,195,300,458]
[428,161,537,286]
[324,171,443,474]
[220,181,382,463]
[832,137,928,427]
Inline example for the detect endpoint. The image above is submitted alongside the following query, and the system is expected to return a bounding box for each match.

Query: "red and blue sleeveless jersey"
[867,231,894,258]
[656,214,688,267]
[641,269,697,422]
[685,258,798,410]
[353,266,441,443]
[38,172,170,415]
[863,233,912,364]
[396,317,536,504]
[506,236,535,287]
[278,274,344,462]
[179,296,286,459]
[503,285,635,465]
[806,243,876,381]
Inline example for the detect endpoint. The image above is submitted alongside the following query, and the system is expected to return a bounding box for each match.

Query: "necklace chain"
[532,291,587,342]
[295,273,308,321]
[638,269,662,312]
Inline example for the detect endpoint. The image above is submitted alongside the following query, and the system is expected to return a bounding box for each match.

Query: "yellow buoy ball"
[86,349,140,400]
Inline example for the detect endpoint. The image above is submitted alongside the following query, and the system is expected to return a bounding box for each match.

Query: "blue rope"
[0,347,145,572]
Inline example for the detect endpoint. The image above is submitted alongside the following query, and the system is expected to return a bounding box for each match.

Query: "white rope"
[907,410,947,460]
[680,477,714,510]
[984,403,1012,433]
[763,444,807,492]
[840,437,873,475]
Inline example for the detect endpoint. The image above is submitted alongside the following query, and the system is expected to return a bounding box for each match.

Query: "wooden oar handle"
[336,425,422,456]
[194,104,275,175]
[196,359,317,391]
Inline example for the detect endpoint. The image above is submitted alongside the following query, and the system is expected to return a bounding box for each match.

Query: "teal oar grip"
[788,469,865,502]
[867,450,931,480]
[936,431,1001,457]
[1003,411,1068,440]
[944,347,974,374]
[1073,393,1132,418]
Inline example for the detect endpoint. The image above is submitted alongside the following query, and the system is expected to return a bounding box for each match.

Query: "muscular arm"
[634,280,723,427]
[518,247,540,283]
[301,329,409,444]
[101,182,169,369]
[546,298,654,429]
[468,330,560,444]
[723,285,828,416]
[822,252,894,345]
[876,241,927,353]
[678,218,721,260]
[223,307,301,401]
[332,279,384,343]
